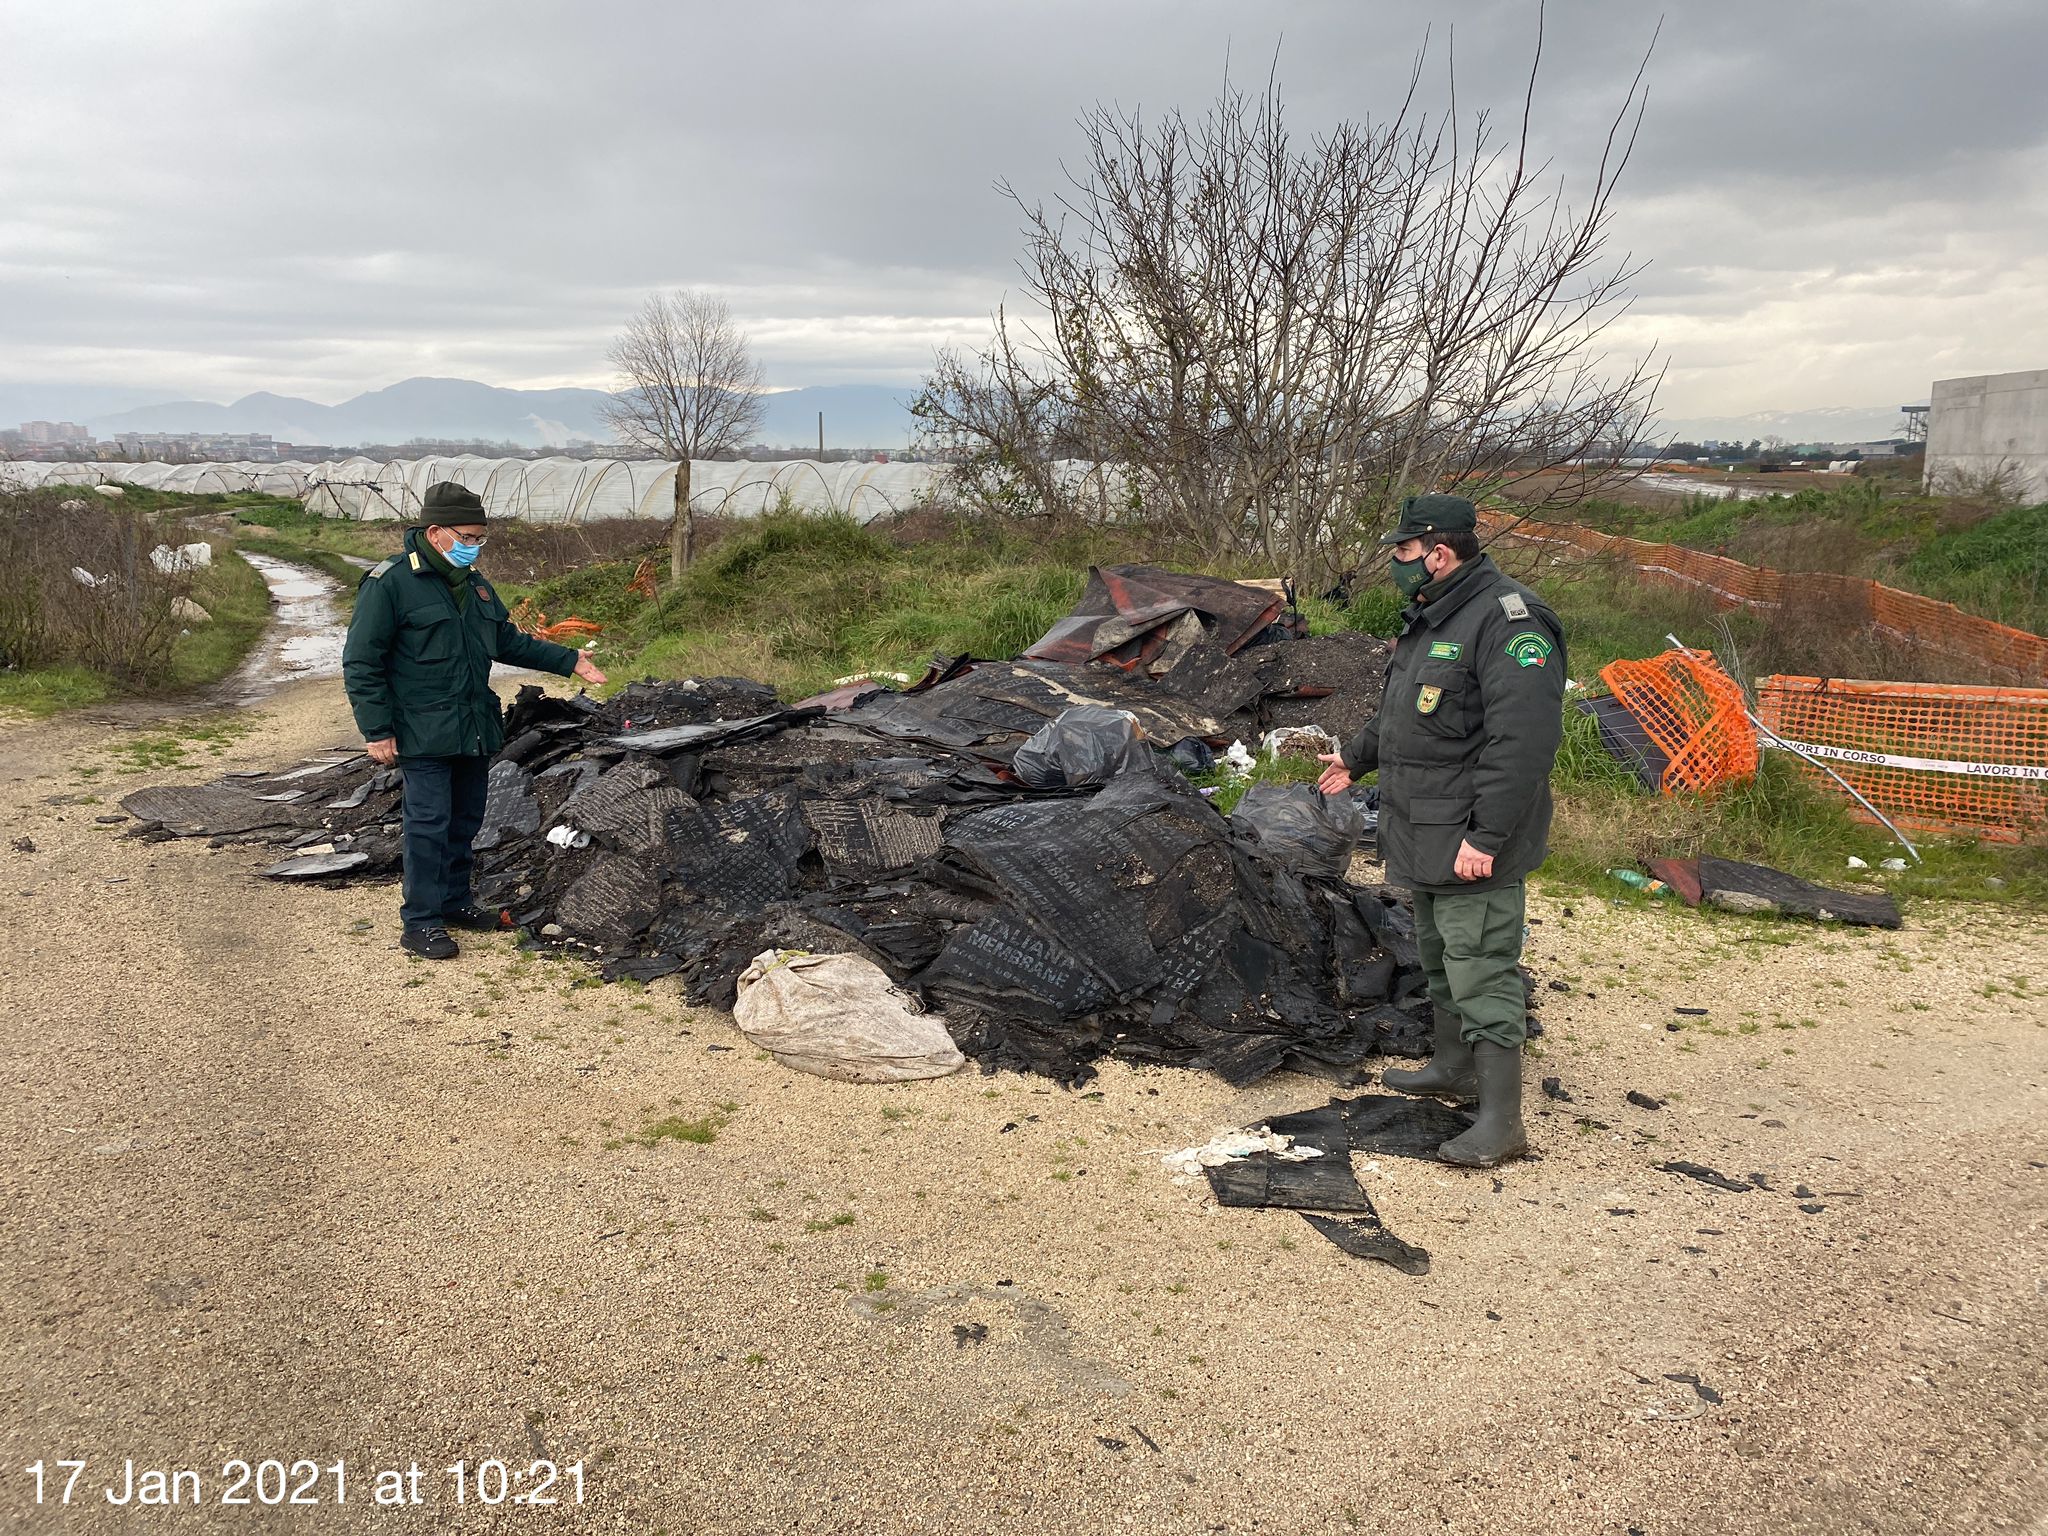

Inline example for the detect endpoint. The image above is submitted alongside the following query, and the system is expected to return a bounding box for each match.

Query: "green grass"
[166,537,272,689]
[0,664,110,717]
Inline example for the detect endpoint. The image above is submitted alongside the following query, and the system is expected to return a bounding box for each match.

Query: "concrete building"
[1924,368,2048,502]
[19,420,89,444]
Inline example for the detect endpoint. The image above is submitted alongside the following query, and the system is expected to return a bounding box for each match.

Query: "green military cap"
[420,481,489,526]
[1380,493,1478,546]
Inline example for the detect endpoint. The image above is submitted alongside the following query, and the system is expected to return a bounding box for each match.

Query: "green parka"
[341,527,581,759]
[1339,554,1567,894]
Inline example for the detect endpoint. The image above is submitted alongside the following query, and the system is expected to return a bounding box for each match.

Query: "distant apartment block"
[19,420,90,443]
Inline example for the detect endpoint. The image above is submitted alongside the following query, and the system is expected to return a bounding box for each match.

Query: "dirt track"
[3,677,2045,1535]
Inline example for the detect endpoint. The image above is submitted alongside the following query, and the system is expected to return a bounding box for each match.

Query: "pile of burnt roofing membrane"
[125,566,1544,1095]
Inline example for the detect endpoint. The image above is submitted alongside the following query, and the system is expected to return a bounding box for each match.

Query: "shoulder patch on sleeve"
[1506,630,1554,668]
[364,557,395,580]
[1498,591,1530,622]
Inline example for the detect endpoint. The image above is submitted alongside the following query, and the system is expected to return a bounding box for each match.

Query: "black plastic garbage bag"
[1230,782,1363,878]
[1010,705,1150,788]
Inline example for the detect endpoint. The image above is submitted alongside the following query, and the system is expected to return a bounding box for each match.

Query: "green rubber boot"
[1438,1042,1529,1167]
[1382,1008,1479,1102]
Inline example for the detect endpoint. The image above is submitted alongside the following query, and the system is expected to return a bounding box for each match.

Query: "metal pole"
[818,412,824,458]
[1665,634,1922,863]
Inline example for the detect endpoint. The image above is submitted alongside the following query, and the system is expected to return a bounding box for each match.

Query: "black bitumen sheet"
[122,629,1471,1088]
[1696,857,1904,929]
[1576,695,1670,791]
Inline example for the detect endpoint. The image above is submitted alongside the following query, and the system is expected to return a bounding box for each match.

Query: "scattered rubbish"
[1846,856,1869,869]
[1128,1425,1162,1454]
[10,837,35,854]
[1301,1209,1431,1275]
[122,620,1434,1087]
[1626,1091,1664,1111]
[1261,724,1340,762]
[1633,856,1902,929]
[1222,739,1257,777]
[1540,1077,1573,1103]
[1674,1006,1709,1016]
[733,949,964,1082]
[1161,1128,1324,1179]
[1798,1203,1825,1214]
[150,541,214,575]
[1608,868,1672,897]
[1659,1160,1753,1193]
[1880,857,1908,871]
[1010,705,1147,789]
[1230,781,1363,879]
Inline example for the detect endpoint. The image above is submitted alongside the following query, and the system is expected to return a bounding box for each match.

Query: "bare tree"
[918,13,1661,581]
[602,290,766,577]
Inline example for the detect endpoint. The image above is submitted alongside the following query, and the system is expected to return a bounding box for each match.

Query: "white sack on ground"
[734,949,964,1083]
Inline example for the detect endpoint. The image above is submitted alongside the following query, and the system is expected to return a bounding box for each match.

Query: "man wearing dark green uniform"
[342,482,607,960]
[1317,494,1565,1167]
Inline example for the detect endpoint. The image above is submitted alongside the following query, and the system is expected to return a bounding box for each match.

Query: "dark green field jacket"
[341,527,581,760]
[1339,555,1567,894]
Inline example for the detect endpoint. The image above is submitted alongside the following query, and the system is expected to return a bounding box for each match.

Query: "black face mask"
[1391,553,1432,599]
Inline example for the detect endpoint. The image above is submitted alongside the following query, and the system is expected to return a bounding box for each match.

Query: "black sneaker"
[401,925,459,960]
[443,904,506,932]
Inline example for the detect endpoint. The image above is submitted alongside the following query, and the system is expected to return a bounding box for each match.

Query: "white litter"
[150,541,214,574]
[1880,857,1908,871]
[545,824,590,850]
[734,948,964,1082]
[1261,725,1339,761]
[1222,740,1257,778]
[1160,1127,1322,1180]
[1846,856,1869,869]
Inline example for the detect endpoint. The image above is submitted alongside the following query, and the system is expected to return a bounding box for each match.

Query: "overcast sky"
[5,0,2045,425]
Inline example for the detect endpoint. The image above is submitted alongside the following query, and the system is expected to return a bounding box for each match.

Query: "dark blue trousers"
[398,755,490,929]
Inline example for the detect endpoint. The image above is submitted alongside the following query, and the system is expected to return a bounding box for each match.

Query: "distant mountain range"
[9,375,1919,454]
[1649,404,1922,446]
[57,377,921,450]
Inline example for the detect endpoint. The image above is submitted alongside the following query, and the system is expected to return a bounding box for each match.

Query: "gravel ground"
[2,677,2045,1535]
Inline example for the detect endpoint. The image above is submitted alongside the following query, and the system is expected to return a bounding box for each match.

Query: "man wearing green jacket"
[342,482,607,960]
[1317,494,1566,1167]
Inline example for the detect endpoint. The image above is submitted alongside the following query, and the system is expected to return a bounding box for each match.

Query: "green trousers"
[1412,881,1529,1049]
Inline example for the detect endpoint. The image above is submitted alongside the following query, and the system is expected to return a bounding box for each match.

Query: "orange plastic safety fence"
[508,596,602,647]
[1598,650,1759,795]
[1479,511,2048,680]
[626,557,659,601]
[1755,676,2048,843]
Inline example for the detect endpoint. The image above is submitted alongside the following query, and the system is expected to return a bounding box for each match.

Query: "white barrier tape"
[1764,736,2048,782]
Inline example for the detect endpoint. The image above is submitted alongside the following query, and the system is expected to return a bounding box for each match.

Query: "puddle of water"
[222,551,349,704]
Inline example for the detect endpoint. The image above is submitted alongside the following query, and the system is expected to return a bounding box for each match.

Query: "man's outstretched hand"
[365,737,398,767]
[573,654,607,688]
[1316,751,1351,796]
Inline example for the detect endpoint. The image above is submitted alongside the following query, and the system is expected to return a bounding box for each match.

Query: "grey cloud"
[1,0,2041,417]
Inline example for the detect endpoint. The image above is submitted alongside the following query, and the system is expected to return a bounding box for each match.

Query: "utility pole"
[817,411,824,459]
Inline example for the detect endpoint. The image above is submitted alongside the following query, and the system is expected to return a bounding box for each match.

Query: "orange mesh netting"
[1478,511,2048,680]
[509,596,602,646]
[1755,676,2048,843]
[1598,649,1759,794]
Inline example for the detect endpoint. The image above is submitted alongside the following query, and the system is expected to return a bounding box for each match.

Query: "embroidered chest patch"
[1417,684,1443,714]
[1506,631,1554,668]
[1428,640,1462,660]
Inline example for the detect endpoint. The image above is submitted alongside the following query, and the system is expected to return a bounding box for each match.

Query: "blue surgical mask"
[444,539,480,569]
